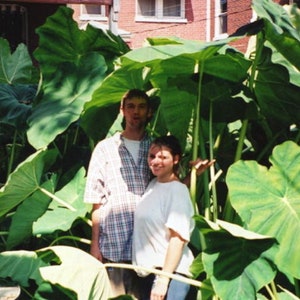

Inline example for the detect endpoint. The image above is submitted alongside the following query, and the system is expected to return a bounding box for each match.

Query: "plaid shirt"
[84,132,152,262]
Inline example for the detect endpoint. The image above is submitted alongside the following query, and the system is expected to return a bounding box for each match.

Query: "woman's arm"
[151,229,186,300]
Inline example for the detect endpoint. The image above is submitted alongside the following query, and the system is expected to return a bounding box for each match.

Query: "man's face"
[121,97,151,130]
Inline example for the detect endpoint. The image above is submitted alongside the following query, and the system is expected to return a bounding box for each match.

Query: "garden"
[0,0,299,299]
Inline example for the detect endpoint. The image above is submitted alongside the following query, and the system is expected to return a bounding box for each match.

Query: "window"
[0,4,28,51]
[80,5,107,21]
[215,0,227,38]
[136,0,186,22]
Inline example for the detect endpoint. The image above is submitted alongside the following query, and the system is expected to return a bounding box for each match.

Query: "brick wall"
[227,0,253,52]
[117,0,208,48]
[70,0,285,53]
[227,0,252,35]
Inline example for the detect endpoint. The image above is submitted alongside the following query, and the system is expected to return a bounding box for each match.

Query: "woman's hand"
[151,276,170,300]
[190,158,215,176]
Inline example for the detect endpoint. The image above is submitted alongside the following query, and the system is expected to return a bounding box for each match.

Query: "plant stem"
[7,129,17,180]
[234,118,248,162]
[270,280,279,300]
[294,127,300,143]
[209,102,218,221]
[294,278,300,298]
[50,235,90,246]
[39,187,76,211]
[20,287,33,299]
[199,128,211,219]
[81,216,92,226]
[223,118,248,222]
[72,124,79,145]
[223,33,265,222]
[190,61,201,213]
[248,32,264,93]
[104,262,213,291]
[264,284,275,299]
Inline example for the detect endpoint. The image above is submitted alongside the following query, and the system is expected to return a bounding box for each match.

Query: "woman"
[132,135,195,300]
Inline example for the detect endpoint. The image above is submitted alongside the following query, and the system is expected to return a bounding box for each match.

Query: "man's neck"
[122,128,145,141]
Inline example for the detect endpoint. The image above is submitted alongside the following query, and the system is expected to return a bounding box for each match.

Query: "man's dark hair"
[121,89,150,107]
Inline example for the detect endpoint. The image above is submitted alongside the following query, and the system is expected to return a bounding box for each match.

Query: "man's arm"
[90,203,103,261]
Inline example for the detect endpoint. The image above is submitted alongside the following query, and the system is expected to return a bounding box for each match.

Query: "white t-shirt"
[132,178,195,276]
[123,137,141,165]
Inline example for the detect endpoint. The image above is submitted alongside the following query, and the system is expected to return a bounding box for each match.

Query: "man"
[84,89,153,297]
[84,89,214,297]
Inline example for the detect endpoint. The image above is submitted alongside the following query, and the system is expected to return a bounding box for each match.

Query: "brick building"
[70,0,254,52]
[1,0,298,54]
[69,0,297,53]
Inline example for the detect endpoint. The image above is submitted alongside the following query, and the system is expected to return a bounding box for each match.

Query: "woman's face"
[147,144,179,182]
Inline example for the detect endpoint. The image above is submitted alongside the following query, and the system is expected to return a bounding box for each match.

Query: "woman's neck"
[156,173,179,183]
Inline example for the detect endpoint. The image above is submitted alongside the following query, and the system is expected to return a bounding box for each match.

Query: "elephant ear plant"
[0,1,300,299]
[0,6,128,298]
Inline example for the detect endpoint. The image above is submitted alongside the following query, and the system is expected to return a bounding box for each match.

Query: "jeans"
[167,278,190,300]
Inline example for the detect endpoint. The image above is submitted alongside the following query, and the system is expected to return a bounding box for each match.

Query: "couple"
[84,89,213,299]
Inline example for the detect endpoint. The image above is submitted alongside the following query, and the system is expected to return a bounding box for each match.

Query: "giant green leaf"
[33,168,88,234]
[37,246,111,300]
[34,6,129,78]
[0,246,111,299]
[255,47,300,130]
[0,84,36,129]
[227,141,300,279]
[122,37,251,82]
[121,37,229,65]
[195,216,277,300]
[0,149,58,218]
[252,0,300,70]
[0,250,45,286]
[158,87,195,148]
[81,37,253,143]
[0,38,33,84]
[6,179,54,250]
[27,53,107,149]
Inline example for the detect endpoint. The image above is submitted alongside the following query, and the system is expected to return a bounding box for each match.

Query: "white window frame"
[135,0,187,23]
[79,4,107,21]
[214,0,228,39]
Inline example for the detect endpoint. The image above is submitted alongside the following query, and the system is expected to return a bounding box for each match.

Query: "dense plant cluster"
[0,0,299,299]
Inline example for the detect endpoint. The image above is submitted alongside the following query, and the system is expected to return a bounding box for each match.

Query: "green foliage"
[0,149,58,218]
[253,0,300,69]
[0,246,111,299]
[227,141,300,279]
[193,216,278,300]
[0,84,35,129]
[0,1,299,299]
[0,38,33,84]
[27,53,107,149]
[34,6,129,78]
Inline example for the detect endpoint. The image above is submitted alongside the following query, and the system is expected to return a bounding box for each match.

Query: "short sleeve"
[84,144,107,204]
[164,183,194,241]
